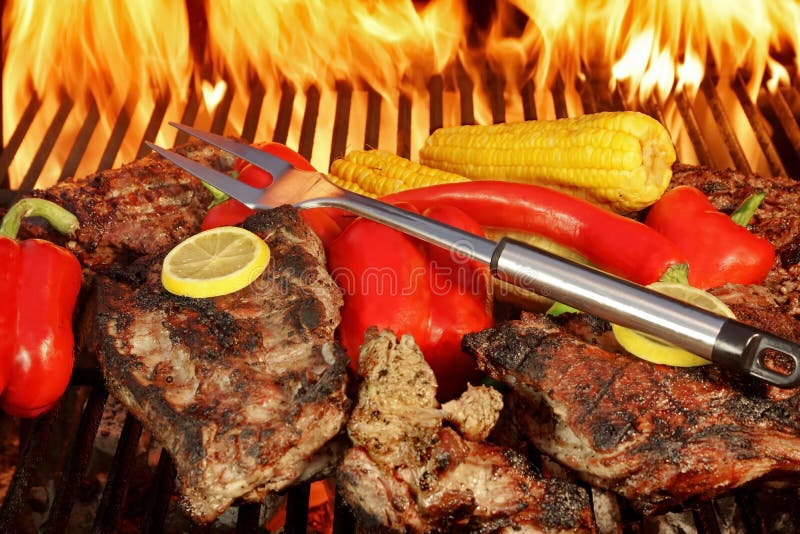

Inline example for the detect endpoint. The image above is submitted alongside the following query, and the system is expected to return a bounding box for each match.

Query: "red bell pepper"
[0,198,82,418]
[419,205,492,399]
[382,181,687,285]
[644,186,775,289]
[201,142,342,247]
[327,203,492,400]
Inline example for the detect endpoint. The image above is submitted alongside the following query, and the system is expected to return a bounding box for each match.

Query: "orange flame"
[2,0,800,189]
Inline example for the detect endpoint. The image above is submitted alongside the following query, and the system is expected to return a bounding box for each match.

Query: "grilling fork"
[145,123,800,388]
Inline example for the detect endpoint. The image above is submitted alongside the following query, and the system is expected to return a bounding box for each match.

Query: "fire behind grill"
[2,61,800,533]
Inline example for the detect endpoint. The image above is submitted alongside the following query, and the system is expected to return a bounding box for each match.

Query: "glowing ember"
[2,0,799,189]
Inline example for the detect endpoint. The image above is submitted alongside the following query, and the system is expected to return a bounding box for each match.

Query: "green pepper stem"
[730,192,766,227]
[658,262,690,284]
[0,198,80,240]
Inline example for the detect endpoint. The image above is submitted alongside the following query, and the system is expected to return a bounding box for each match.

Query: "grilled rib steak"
[86,206,349,523]
[463,285,800,514]
[338,329,597,533]
[24,141,225,273]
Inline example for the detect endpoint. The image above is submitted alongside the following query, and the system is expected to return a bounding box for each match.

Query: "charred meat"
[24,142,227,273]
[338,329,597,533]
[463,285,800,515]
[86,206,349,523]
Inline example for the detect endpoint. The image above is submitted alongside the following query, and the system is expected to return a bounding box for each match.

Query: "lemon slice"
[611,282,736,367]
[161,226,270,298]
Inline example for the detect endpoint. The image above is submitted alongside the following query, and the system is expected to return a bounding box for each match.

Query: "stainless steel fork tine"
[145,142,267,208]
[168,122,294,180]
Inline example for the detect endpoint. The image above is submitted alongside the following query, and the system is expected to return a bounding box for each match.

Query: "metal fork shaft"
[307,191,800,388]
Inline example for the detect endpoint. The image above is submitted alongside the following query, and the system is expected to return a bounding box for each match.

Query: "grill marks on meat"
[338,329,597,533]
[463,287,800,515]
[88,206,349,523]
[671,164,800,317]
[26,142,227,273]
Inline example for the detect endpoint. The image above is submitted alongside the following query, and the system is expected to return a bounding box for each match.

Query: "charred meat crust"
[89,206,350,523]
[23,141,230,273]
[463,292,800,515]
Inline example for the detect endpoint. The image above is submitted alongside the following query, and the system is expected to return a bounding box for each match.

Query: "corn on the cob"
[418,111,676,213]
[328,149,468,197]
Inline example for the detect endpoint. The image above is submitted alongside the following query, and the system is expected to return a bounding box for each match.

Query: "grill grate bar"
[692,502,723,534]
[611,84,627,112]
[764,84,800,157]
[69,367,104,388]
[174,83,201,146]
[521,79,537,120]
[235,502,261,532]
[0,94,42,188]
[136,93,172,160]
[329,81,353,166]
[0,407,59,531]
[552,74,569,119]
[397,92,412,158]
[19,94,74,191]
[641,94,667,125]
[780,85,800,126]
[272,80,295,145]
[241,79,265,143]
[457,62,476,125]
[141,450,176,534]
[700,76,753,174]
[485,67,506,124]
[60,98,100,182]
[755,88,800,177]
[364,88,382,149]
[675,89,714,167]
[429,74,444,133]
[731,73,787,177]
[41,385,108,534]
[210,79,235,135]
[298,85,321,161]
[96,90,138,173]
[284,483,311,534]
[578,78,598,114]
[91,414,143,533]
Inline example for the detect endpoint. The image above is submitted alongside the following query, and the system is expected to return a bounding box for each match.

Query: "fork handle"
[490,237,800,387]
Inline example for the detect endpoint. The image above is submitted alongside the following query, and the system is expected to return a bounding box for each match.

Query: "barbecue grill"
[2,1,800,532]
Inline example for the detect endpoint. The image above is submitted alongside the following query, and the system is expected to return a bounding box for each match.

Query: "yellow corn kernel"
[328,149,468,197]
[419,111,676,213]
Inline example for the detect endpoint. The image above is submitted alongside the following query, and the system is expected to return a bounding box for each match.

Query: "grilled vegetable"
[0,198,82,418]
[418,111,676,213]
[328,149,467,197]
[644,186,775,289]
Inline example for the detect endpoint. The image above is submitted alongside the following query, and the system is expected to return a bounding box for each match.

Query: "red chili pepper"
[382,181,686,285]
[644,186,775,289]
[202,143,342,247]
[0,199,82,418]
[327,202,492,400]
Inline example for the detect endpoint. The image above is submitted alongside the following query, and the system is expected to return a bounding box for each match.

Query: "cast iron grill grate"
[2,61,800,533]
